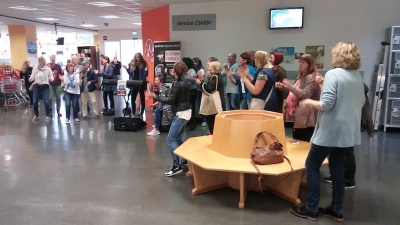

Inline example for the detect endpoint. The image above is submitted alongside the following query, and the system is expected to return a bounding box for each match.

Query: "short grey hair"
[82,60,91,65]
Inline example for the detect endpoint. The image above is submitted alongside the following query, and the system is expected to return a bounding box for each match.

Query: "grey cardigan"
[310,68,364,148]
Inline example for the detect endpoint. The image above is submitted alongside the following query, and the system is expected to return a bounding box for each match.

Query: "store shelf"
[383,26,400,131]
[385,124,400,128]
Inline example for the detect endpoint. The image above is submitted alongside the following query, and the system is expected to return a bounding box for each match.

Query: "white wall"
[170,0,400,86]
[98,29,142,56]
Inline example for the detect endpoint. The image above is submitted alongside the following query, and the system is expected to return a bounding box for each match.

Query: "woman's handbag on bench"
[250,130,292,193]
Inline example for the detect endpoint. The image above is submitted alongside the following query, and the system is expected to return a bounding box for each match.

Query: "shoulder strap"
[251,155,293,193]
[201,75,218,95]
[253,130,279,149]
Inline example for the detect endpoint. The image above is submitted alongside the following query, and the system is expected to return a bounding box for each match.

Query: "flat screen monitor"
[269,7,304,29]
[57,37,64,45]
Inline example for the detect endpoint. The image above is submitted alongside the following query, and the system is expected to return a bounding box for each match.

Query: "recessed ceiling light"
[99,15,120,19]
[87,2,116,7]
[133,23,142,26]
[36,18,59,21]
[80,24,96,27]
[37,27,46,30]
[9,6,37,11]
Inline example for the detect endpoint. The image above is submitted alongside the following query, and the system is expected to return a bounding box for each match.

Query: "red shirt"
[48,63,64,85]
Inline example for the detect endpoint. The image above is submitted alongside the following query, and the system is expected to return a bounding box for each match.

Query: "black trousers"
[206,114,216,134]
[344,147,356,185]
[188,90,197,128]
[131,87,145,115]
[103,90,114,109]
[25,83,33,105]
[293,127,315,142]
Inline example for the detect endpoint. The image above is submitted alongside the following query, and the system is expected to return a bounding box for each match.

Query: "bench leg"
[191,164,229,196]
[265,170,303,205]
[186,162,194,178]
[239,173,248,209]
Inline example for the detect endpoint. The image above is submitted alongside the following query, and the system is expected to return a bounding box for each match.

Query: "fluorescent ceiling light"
[9,6,37,11]
[99,15,120,19]
[87,2,116,7]
[37,27,46,30]
[133,23,142,26]
[80,24,96,27]
[37,18,59,21]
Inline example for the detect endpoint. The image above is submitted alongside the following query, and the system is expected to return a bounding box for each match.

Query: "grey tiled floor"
[0,94,399,225]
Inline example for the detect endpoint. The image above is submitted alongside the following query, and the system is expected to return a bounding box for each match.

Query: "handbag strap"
[264,86,273,103]
[201,75,218,95]
[251,155,294,193]
[253,130,280,149]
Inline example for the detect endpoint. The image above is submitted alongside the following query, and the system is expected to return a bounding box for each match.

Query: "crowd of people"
[19,52,149,123]
[20,41,368,222]
[146,41,367,222]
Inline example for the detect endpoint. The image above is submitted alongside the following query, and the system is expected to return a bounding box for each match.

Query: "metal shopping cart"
[0,77,23,110]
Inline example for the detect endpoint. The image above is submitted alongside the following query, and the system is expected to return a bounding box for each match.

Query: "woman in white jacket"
[29,56,53,121]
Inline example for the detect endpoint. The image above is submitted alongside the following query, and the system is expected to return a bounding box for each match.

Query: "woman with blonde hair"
[20,59,33,106]
[290,42,364,222]
[237,51,278,111]
[29,56,54,121]
[195,61,225,134]
[275,54,320,141]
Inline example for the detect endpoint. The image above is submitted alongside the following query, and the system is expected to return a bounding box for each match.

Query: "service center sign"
[172,14,216,31]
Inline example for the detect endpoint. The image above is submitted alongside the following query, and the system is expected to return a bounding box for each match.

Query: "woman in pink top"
[275,54,320,141]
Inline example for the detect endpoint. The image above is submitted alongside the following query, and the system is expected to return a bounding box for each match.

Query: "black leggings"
[292,127,315,142]
[103,90,114,109]
[206,114,217,134]
[131,87,145,115]
[25,83,33,105]
[188,91,197,127]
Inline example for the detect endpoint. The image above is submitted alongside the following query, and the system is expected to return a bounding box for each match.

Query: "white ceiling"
[0,0,238,33]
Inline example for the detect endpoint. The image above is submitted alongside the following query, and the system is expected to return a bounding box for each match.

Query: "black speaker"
[56,37,64,45]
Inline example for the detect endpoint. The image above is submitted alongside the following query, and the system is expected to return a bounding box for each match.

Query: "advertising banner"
[305,45,325,69]
[154,41,181,84]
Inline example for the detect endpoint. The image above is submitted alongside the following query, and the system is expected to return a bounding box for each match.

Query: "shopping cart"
[0,77,23,110]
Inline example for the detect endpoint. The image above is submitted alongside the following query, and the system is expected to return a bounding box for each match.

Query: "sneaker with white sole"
[165,165,183,177]
[65,119,70,124]
[147,128,160,136]
[201,122,207,127]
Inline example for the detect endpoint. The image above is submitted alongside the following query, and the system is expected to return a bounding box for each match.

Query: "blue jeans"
[306,144,348,214]
[64,92,80,119]
[33,84,50,116]
[166,116,189,166]
[226,93,239,110]
[240,93,248,109]
[154,105,163,129]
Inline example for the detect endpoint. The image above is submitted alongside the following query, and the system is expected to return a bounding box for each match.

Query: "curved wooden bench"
[174,110,327,209]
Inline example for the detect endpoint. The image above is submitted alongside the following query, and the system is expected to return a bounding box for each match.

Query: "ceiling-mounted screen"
[269,7,304,29]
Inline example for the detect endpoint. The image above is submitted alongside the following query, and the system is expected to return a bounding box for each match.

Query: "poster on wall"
[27,42,38,55]
[153,41,181,84]
[305,46,324,69]
[271,47,295,64]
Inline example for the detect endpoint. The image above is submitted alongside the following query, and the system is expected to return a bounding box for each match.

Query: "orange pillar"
[142,5,170,106]
[8,25,37,68]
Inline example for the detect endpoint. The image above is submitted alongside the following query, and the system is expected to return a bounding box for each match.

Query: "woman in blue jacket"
[126,53,148,115]
[100,56,114,111]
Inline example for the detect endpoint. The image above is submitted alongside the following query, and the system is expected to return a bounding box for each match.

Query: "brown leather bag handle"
[251,156,294,193]
[253,130,280,149]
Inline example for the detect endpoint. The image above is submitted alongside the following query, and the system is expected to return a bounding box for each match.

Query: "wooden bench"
[174,110,327,209]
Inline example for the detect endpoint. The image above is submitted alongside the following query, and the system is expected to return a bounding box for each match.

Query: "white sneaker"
[201,122,207,127]
[152,125,155,128]
[147,128,160,136]
[65,119,70,124]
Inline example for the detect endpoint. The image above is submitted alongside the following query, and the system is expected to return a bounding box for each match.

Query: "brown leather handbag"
[250,131,292,192]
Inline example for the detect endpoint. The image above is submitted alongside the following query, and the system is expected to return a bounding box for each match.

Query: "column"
[8,25,37,68]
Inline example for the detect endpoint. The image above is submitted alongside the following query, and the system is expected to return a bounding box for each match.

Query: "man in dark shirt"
[48,54,64,117]
[112,56,121,95]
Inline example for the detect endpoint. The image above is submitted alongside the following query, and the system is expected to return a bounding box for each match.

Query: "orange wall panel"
[141,5,170,106]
